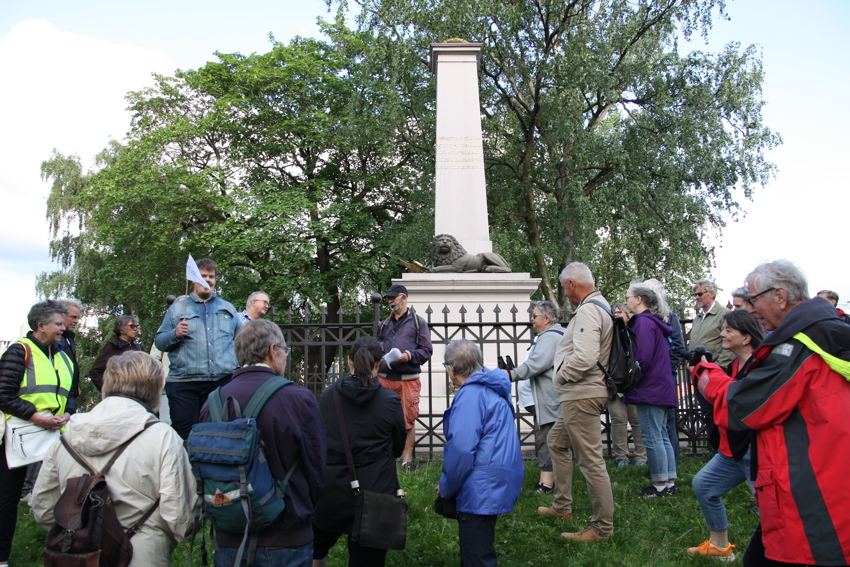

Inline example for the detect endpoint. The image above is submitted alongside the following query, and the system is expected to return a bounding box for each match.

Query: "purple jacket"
[198,365,326,548]
[623,312,676,407]
[377,308,433,381]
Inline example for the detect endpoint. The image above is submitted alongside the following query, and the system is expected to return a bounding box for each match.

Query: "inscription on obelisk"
[429,41,492,254]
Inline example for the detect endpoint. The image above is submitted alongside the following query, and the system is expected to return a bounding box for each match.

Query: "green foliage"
[38,19,433,339]
[337,0,781,305]
[11,456,759,566]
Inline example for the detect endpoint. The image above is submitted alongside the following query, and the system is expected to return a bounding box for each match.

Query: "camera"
[689,345,713,366]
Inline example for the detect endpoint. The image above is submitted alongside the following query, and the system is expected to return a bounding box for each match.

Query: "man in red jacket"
[693,260,850,566]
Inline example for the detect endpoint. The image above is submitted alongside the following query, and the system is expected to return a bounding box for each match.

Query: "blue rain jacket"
[439,367,524,515]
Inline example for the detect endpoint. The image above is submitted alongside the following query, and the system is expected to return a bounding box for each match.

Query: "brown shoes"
[536,506,573,519]
[560,527,613,542]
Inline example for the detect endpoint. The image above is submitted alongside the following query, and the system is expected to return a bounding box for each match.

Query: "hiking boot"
[537,506,572,519]
[561,527,612,542]
[687,540,736,561]
[616,459,629,469]
[638,484,670,498]
[533,482,554,494]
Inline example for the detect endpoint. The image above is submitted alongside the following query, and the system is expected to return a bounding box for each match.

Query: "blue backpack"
[188,377,298,566]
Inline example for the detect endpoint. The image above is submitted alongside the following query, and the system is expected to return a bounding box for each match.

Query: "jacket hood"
[63,395,157,457]
[631,312,673,337]
[335,375,385,406]
[769,297,850,380]
[463,367,513,402]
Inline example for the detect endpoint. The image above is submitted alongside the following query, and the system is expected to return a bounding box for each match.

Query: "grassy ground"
[10,455,757,566]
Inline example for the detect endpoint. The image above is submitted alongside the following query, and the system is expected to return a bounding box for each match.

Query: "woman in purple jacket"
[623,283,677,498]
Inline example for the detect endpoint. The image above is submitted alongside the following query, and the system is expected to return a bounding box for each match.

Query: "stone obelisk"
[429,41,491,254]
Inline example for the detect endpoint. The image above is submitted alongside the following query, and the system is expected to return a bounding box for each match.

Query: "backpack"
[187,377,299,567]
[587,301,642,398]
[43,422,161,567]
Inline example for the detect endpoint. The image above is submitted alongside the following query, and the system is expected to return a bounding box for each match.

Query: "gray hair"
[27,300,68,331]
[59,299,82,312]
[628,283,663,318]
[533,300,559,324]
[693,279,717,294]
[234,319,285,366]
[559,262,595,286]
[113,315,139,337]
[731,286,749,300]
[746,260,809,304]
[444,339,483,378]
[245,291,270,311]
[102,351,164,411]
[642,279,671,322]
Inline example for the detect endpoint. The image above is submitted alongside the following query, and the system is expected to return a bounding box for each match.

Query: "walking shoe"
[561,527,612,542]
[687,540,736,561]
[633,460,647,466]
[666,484,678,495]
[537,506,572,519]
[400,461,417,471]
[638,484,670,498]
[616,459,629,469]
[533,482,554,494]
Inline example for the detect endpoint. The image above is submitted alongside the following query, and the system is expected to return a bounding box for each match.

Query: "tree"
[333,0,781,305]
[40,20,434,343]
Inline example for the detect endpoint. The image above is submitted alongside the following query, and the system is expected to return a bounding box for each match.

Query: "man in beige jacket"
[538,262,615,542]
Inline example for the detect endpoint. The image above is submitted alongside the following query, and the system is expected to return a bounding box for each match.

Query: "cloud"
[0,19,175,339]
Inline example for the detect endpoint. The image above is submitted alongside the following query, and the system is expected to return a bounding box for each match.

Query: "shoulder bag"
[333,387,407,550]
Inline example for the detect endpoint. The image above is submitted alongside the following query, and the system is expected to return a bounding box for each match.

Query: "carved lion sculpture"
[428,234,512,273]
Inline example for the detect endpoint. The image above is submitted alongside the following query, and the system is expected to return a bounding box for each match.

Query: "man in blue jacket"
[439,339,524,567]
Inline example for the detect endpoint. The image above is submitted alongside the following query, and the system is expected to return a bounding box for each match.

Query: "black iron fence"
[275,299,711,458]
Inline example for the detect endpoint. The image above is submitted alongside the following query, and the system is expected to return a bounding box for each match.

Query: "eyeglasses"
[254,300,270,306]
[747,287,775,305]
[531,313,542,319]
[694,291,706,298]
[128,324,139,329]
[274,344,291,356]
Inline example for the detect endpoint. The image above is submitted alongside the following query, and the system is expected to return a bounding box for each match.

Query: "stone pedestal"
[430,42,491,254]
[395,273,541,442]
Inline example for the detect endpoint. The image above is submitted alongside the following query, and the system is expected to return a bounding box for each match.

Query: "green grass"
[11,455,758,566]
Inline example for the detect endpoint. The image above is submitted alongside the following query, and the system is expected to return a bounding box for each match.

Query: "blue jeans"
[214,542,312,567]
[665,406,679,464]
[636,404,677,483]
[458,513,498,567]
[693,450,752,532]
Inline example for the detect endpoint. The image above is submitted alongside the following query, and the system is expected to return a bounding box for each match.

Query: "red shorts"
[378,377,421,430]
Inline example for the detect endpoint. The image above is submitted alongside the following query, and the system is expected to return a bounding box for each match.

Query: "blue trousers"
[636,403,677,483]
[214,542,312,567]
[693,450,752,532]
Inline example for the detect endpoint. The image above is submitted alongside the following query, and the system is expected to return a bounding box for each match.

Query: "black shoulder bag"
[332,387,407,550]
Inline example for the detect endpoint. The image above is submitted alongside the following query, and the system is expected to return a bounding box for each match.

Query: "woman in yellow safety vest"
[0,300,74,567]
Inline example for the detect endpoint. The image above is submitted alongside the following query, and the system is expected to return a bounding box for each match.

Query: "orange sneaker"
[687,540,736,561]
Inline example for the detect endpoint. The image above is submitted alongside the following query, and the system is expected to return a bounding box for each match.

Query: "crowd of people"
[0,257,849,567]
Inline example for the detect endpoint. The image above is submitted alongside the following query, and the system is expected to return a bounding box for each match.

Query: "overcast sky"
[1,0,847,340]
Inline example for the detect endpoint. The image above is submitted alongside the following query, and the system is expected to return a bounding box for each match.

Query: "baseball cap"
[384,284,408,299]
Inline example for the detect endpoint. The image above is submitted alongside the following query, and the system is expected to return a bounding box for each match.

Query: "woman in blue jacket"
[439,339,523,567]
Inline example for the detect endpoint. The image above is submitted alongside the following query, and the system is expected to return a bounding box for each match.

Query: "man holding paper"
[155,257,243,439]
[377,284,432,469]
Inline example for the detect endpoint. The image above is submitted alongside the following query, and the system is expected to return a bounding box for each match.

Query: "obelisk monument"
[430,41,491,254]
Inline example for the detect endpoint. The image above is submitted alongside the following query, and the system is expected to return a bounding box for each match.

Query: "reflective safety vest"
[9,337,73,417]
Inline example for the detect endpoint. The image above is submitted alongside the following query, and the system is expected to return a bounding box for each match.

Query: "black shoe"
[638,485,670,498]
[533,482,554,494]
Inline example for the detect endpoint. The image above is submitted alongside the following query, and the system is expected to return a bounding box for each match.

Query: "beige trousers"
[548,397,615,536]
[608,395,647,462]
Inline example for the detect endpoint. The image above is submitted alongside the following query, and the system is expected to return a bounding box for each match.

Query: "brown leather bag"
[42,424,160,567]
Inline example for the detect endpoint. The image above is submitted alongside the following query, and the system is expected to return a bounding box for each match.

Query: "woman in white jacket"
[33,351,197,567]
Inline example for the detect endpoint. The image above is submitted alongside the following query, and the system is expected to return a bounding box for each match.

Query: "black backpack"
[587,301,641,398]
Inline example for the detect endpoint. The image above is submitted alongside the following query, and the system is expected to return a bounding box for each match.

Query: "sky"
[0,0,848,340]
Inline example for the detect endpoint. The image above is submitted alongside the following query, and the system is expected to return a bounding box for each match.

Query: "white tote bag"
[3,410,60,468]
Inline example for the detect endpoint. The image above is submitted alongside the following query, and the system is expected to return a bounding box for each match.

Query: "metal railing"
[275,300,711,458]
